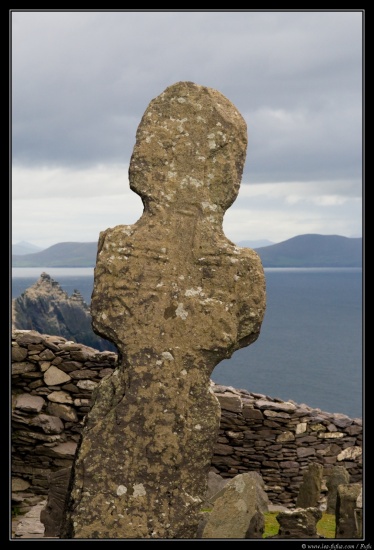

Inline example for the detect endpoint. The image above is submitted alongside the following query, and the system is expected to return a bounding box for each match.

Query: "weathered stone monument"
[200,471,269,538]
[335,483,362,538]
[326,464,350,514]
[296,461,324,509]
[61,81,266,538]
[273,508,323,539]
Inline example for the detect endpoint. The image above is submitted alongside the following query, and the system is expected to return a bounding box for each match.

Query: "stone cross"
[61,81,266,539]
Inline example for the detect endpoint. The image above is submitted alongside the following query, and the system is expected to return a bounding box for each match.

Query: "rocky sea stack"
[12,272,116,352]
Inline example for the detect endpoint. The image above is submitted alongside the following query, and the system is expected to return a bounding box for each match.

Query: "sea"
[11,267,363,420]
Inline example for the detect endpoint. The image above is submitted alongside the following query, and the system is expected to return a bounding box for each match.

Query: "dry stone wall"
[213,386,362,507]
[11,330,362,511]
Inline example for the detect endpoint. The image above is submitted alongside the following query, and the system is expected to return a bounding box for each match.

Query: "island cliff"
[12,273,116,352]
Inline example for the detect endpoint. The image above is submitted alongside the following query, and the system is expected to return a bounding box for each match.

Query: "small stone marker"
[335,483,362,538]
[296,461,323,509]
[274,507,323,539]
[61,81,266,539]
[200,471,269,539]
[326,464,350,514]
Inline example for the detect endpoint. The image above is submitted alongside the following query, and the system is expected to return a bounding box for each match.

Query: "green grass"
[263,512,280,538]
[316,513,336,538]
[263,511,336,538]
[11,506,21,517]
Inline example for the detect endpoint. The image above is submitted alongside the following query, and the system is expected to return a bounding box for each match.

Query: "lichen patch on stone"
[175,303,188,320]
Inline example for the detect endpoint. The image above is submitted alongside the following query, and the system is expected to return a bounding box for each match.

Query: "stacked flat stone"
[213,385,362,507]
[11,329,117,514]
[12,330,362,515]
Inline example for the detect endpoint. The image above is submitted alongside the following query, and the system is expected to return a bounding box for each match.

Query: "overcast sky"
[11,10,363,249]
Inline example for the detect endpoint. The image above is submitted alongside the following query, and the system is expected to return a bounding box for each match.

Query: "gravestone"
[61,81,266,539]
[274,507,323,539]
[326,464,350,514]
[296,462,323,509]
[200,471,269,539]
[335,483,362,538]
[203,471,229,507]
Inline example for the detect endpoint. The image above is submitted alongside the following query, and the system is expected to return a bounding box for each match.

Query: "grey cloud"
[11,10,363,187]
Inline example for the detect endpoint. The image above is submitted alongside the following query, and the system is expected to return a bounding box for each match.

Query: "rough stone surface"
[274,507,323,538]
[335,483,362,538]
[203,471,229,505]
[337,446,362,461]
[326,465,350,514]
[61,81,266,539]
[44,366,71,386]
[12,478,31,492]
[296,462,324,509]
[355,487,363,538]
[201,472,269,538]
[15,394,45,413]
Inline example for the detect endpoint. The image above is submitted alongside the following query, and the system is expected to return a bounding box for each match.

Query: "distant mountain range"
[12,234,362,268]
[12,241,99,267]
[12,241,45,255]
[238,239,274,248]
[254,234,362,268]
